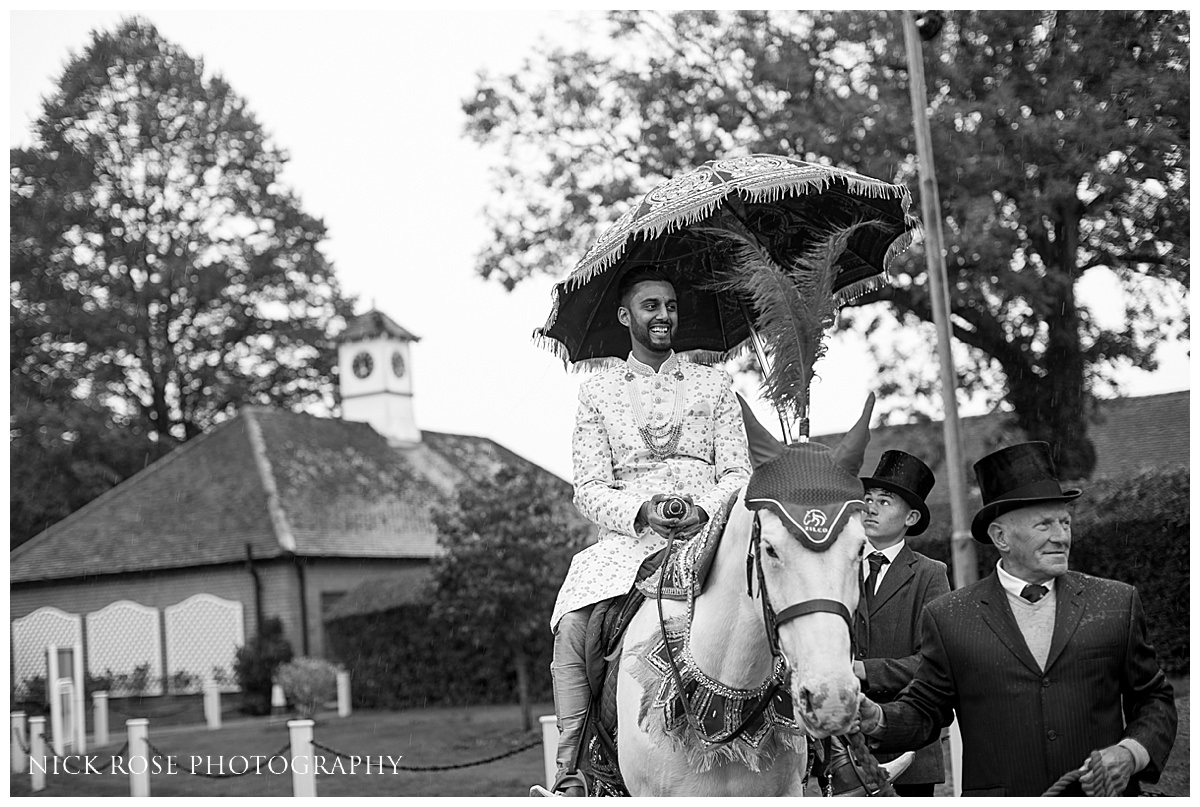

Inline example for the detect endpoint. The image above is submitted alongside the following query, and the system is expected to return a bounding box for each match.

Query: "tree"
[463,10,1189,478]
[11,18,355,546]
[430,465,586,730]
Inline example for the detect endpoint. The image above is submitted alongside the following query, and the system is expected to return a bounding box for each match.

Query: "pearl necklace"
[626,367,686,459]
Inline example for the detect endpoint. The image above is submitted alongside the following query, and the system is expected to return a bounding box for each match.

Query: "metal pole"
[899,12,977,588]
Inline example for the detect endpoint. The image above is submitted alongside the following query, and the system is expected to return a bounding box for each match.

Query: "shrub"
[12,675,47,714]
[168,670,199,694]
[325,601,553,710]
[234,616,294,715]
[85,670,114,697]
[276,657,339,718]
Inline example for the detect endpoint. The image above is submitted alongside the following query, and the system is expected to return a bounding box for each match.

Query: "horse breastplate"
[626,615,805,773]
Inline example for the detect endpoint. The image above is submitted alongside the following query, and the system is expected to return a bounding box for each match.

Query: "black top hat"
[971,441,1082,543]
[861,450,935,536]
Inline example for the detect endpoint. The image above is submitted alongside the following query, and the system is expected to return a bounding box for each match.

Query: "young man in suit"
[857,442,1177,796]
[852,450,950,796]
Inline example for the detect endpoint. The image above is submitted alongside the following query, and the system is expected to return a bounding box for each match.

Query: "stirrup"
[530,771,590,797]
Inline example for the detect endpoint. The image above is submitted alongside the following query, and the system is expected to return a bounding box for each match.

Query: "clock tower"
[337,309,421,445]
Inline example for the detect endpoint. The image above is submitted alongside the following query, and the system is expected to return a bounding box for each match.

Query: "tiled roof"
[11,408,573,583]
[812,390,1190,504]
[338,310,420,344]
[9,417,281,582]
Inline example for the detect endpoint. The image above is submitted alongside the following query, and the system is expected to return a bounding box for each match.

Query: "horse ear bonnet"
[737,394,872,551]
[745,445,866,551]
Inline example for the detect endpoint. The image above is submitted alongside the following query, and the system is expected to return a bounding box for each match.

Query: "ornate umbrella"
[535,154,917,437]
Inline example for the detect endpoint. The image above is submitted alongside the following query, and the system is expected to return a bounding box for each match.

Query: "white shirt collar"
[625,351,679,376]
[996,560,1057,598]
[862,540,905,579]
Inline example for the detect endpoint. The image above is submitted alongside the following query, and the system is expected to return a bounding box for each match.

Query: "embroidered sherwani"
[550,352,751,630]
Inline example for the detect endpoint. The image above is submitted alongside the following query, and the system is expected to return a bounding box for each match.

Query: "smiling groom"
[542,267,751,795]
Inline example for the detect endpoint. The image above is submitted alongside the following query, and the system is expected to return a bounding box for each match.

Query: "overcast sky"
[10,9,1190,480]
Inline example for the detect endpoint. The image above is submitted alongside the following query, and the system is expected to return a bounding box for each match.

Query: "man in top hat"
[856,442,1177,796]
[851,450,950,796]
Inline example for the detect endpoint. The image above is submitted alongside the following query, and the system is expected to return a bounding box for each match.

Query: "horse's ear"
[830,393,875,475]
[737,394,786,469]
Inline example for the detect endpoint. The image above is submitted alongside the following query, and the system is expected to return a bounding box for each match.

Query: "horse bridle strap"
[748,512,855,661]
[773,598,853,634]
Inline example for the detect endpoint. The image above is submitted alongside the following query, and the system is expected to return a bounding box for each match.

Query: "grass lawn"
[12,680,1189,797]
[11,701,554,797]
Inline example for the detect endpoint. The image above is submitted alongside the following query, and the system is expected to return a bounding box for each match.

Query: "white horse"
[614,396,884,796]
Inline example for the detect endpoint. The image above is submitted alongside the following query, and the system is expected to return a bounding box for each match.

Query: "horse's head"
[738,394,873,738]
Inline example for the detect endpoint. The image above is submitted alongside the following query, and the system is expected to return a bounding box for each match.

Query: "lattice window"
[11,608,83,698]
[85,601,164,696]
[163,594,244,693]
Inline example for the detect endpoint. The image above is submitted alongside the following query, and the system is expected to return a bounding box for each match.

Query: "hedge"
[325,602,553,710]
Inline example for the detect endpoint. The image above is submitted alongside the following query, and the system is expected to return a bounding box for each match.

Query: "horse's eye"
[763,544,779,559]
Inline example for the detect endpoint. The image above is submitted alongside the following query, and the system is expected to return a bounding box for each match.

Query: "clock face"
[352,351,374,379]
[391,350,406,378]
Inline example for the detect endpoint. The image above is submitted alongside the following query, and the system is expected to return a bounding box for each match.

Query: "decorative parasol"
[535,153,917,438]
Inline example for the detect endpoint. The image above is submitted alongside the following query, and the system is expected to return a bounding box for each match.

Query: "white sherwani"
[550,352,751,629]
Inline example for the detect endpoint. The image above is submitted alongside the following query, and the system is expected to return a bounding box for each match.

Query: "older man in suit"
[857,442,1177,796]
[852,450,950,796]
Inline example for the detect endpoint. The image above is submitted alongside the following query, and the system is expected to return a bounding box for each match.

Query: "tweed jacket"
[873,570,1177,796]
[853,542,950,785]
[550,353,750,630]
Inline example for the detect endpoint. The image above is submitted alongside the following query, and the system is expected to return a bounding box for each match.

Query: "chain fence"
[18,717,545,793]
[146,740,292,779]
[310,735,541,771]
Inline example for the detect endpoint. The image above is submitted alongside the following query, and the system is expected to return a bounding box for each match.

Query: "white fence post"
[93,692,109,747]
[11,712,27,774]
[270,683,287,722]
[539,714,558,789]
[29,716,46,792]
[203,681,221,730]
[336,671,351,718]
[288,718,316,797]
[127,718,150,797]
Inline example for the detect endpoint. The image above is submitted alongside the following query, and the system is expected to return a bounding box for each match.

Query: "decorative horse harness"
[628,438,892,792]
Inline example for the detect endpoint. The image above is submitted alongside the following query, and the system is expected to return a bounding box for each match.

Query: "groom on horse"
[544,267,752,796]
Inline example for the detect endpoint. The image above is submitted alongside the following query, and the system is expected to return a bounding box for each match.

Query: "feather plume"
[706,214,882,432]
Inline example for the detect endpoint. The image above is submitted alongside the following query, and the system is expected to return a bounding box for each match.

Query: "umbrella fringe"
[881,219,921,271]
[561,173,912,293]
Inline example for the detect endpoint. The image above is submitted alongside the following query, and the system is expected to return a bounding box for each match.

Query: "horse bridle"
[745,511,856,661]
[654,508,857,748]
